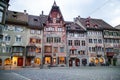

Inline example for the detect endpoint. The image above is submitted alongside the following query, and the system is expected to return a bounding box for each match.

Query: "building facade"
[0,1,120,69]
[66,21,88,67]
[43,2,67,67]
[25,15,44,67]
[103,29,120,65]
[0,0,10,69]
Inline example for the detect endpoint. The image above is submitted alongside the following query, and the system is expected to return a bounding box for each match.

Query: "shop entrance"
[17,58,23,66]
[45,56,51,64]
[0,59,2,66]
[69,58,80,67]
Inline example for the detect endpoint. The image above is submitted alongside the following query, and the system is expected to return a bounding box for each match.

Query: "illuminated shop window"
[4,58,11,65]
[0,59,2,66]
[34,58,40,64]
[59,57,65,64]
[45,57,51,64]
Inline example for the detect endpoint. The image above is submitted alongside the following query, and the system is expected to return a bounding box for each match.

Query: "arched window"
[4,58,11,65]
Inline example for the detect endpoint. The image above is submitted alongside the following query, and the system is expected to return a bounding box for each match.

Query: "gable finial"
[53,0,57,6]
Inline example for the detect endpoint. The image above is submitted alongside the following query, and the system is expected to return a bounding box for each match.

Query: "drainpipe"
[40,25,44,69]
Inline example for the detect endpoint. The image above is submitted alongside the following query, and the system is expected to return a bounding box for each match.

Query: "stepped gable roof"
[80,18,115,30]
[65,21,85,31]
[6,10,28,25]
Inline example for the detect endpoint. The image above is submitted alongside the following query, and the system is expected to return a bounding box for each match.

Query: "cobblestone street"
[0,66,120,80]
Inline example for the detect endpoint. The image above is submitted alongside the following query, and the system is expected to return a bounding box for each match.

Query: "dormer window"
[12,15,17,18]
[76,27,80,29]
[13,11,17,14]
[34,18,38,22]
[66,26,70,30]
[86,24,90,27]
[94,24,98,28]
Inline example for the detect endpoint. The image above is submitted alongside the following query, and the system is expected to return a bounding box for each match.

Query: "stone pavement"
[0,66,120,80]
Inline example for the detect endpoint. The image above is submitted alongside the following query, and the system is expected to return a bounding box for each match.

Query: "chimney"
[78,15,81,19]
[24,10,27,14]
[42,11,44,15]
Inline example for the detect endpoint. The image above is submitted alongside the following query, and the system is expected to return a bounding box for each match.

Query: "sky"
[8,0,120,27]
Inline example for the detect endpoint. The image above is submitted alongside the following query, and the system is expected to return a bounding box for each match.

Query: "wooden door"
[17,58,23,66]
[69,59,72,67]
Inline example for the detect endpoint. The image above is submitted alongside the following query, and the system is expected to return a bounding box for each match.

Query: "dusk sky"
[9,0,120,27]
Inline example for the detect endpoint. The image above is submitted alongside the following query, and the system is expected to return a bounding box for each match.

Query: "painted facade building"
[2,10,28,68]
[0,0,10,69]
[74,16,115,65]
[43,2,67,66]
[103,29,120,65]
[66,21,88,67]
[25,14,44,67]
[0,1,120,69]
[115,25,120,66]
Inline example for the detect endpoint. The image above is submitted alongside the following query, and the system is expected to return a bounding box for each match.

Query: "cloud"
[111,17,120,26]
[8,0,120,26]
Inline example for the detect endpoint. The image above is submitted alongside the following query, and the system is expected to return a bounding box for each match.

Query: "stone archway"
[4,58,11,66]
[90,58,95,63]
[0,59,2,66]
[99,57,104,64]
[95,58,99,64]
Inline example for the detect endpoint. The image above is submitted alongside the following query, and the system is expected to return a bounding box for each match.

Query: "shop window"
[45,57,51,64]
[99,58,104,64]
[95,58,99,64]
[59,57,65,64]
[0,59,2,66]
[34,58,40,64]
[90,58,95,63]
[53,58,56,64]
[4,58,11,65]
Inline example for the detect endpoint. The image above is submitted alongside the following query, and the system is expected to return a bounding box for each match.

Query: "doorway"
[17,58,23,66]
[45,56,51,64]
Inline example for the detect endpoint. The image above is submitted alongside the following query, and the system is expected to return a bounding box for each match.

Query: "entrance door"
[17,58,23,66]
[69,59,72,67]
[75,58,80,66]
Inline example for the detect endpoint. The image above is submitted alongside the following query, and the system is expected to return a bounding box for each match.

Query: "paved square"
[0,66,120,80]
